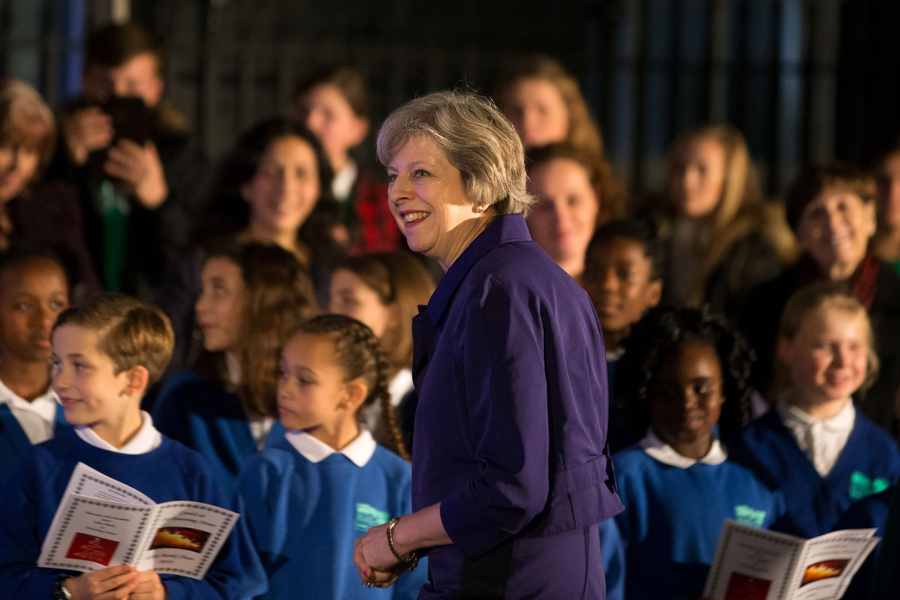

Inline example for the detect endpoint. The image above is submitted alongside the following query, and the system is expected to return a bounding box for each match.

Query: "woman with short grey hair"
[354,90,622,599]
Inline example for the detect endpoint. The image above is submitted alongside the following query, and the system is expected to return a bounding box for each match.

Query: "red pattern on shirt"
[351,168,401,254]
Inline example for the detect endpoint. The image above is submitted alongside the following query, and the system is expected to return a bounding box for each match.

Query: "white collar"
[388,369,413,407]
[75,411,162,455]
[776,398,855,432]
[225,353,242,387]
[0,376,58,421]
[606,347,625,362]
[285,428,377,467]
[640,428,727,468]
[332,160,359,203]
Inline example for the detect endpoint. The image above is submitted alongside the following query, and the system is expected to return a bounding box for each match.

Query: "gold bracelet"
[386,517,419,571]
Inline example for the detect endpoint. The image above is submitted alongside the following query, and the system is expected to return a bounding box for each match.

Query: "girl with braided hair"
[237,314,426,599]
[609,306,784,600]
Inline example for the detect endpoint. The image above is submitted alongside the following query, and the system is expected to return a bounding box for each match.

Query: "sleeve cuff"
[440,484,510,560]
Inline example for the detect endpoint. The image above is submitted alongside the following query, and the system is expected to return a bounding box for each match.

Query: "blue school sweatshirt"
[153,370,285,496]
[832,486,894,600]
[0,427,250,600]
[0,403,68,492]
[613,442,783,600]
[237,435,428,600]
[729,406,900,538]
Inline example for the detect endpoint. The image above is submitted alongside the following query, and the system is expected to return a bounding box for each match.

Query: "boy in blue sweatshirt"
[0,293,248,600]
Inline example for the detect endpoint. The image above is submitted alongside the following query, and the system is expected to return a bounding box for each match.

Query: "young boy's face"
[583,237,662,334]
[82,52,164,108]
[0,259,68,364]
[294,83,368,168]
[51,324,133,427]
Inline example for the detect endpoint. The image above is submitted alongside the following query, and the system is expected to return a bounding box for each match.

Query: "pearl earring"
[474,205,485,214]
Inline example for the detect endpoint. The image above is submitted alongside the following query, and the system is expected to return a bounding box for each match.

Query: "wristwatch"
[52,575,73,600]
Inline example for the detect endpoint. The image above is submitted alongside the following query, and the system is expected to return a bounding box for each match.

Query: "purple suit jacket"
[411,213,622,599]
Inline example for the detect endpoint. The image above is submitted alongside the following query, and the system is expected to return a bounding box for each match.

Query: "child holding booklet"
[0,248,70,489]
[611,307,783,600]
[237,315,426,599]
[0,294,246,599]
[730,283,900,539]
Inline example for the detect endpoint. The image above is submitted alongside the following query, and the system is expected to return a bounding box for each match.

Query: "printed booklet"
[703,520,879,600]
[37,463,238,580]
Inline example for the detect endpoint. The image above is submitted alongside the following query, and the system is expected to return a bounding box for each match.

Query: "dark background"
[2,0,899,197]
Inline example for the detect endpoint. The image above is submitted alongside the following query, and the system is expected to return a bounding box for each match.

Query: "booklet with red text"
[37,463,238,580]
[703,520,879,600]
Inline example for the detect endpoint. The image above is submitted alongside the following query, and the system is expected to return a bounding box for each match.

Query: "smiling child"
[611,307,783,600]
[730,282,900,538]
[0,293,249,599]
[583,219,664,453]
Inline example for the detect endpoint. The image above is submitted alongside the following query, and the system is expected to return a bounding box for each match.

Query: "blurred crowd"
[0,19,899,600]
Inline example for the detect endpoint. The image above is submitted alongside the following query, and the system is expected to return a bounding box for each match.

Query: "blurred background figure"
[497,54,604,156]
[328,251,435,450]
[740,163,900,435]
[0,80,99,300]
[654,124,795,316]
[153,242,318,494]
[526,142,624,284]
[156,118,341,375]
[292,67,400,254]
[46,22,208,300]
[871,141,900,274]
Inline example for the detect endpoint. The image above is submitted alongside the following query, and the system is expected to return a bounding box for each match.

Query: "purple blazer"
[411,214,622,599]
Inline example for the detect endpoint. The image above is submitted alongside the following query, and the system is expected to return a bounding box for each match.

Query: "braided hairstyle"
[297,314,408,460]
[615,306,756,442]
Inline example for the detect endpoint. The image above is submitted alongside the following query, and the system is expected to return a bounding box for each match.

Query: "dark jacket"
[7,180,101,300]
[739,257,900,437]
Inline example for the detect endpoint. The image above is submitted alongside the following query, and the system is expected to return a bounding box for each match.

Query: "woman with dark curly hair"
[155,118,342,374]
[609,306,782,600]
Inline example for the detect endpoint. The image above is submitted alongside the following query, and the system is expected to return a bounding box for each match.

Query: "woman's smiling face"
[386,135,485,269]
[796,188,876,280]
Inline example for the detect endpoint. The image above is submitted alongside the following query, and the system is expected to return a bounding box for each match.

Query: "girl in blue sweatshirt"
[238,314,426,599]
[729,283,900,539]
[611,307,783,600]
[153,242,318,494]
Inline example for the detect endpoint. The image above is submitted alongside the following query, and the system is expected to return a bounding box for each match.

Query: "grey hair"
[376,90,535,216]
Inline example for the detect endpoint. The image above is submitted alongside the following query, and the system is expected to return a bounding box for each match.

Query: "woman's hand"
[354,522,404,588]
[64,565,138,599]
[352,504,449,588]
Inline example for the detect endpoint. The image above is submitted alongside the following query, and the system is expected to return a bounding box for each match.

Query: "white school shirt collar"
[775,397,855,477]
[776,397,855,432]
[285,428,377,467]
[640,427,728,469]
[606,347,625,362]
[388,369,413,408]
[75,411,162,454]
[332,159,359,203]
[0,376,59,444]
